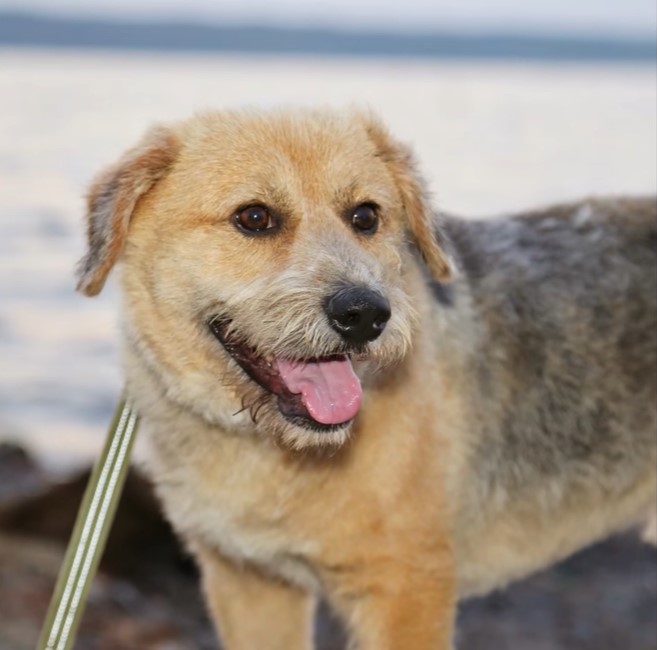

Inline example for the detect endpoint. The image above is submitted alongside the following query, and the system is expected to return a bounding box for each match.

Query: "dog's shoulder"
[439,196,656,285]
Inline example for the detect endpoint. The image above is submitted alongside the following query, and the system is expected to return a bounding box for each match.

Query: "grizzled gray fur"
[433,196,657,595]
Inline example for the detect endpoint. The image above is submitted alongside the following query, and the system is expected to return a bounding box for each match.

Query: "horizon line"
[1,10,655,63]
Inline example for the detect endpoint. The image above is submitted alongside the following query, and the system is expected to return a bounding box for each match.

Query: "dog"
[76,108,656,649]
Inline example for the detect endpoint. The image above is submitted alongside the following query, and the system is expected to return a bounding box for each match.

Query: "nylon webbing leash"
[36,398,139,650]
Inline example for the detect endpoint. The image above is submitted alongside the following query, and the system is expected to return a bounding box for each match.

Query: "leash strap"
[36,398,139,650]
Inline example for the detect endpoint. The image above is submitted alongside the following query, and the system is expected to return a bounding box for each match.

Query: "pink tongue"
[276,357,362,425]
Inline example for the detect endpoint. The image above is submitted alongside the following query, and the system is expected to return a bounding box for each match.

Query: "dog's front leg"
[195,545,315,650]
[332,568,455,650]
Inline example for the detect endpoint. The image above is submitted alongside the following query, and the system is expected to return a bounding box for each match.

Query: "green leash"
[36,398,139,650]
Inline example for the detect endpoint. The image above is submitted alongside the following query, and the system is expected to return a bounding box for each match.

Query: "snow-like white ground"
[0,50,655,467]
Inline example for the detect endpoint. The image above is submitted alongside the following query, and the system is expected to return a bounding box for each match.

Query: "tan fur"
[77,126,179,296]
[78,108,656,649]
[196,545,315,650]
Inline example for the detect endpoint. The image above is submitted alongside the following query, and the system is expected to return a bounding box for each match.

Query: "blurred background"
[0,2,655,649]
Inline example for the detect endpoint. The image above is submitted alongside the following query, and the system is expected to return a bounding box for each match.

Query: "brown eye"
[351,204,379,234]
[235,205,276,234]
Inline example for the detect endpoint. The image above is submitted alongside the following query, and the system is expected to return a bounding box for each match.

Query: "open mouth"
[209,318,362,431]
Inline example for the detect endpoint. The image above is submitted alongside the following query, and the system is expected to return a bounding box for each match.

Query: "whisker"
[232,396,250,417]
[250,394,270,423]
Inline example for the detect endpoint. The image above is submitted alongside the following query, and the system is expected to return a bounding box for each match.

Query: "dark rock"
[0,442,46,502]
[0,469,189,591]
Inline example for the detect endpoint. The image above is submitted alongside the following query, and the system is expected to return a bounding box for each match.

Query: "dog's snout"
[325,287,391,345]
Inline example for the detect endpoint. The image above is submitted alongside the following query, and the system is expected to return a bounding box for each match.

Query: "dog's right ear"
[76,126,179,296]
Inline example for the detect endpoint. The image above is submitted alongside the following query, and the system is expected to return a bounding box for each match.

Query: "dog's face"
[78,110,451,448]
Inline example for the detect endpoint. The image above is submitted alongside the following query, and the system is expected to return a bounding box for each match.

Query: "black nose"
[325,287,391,345]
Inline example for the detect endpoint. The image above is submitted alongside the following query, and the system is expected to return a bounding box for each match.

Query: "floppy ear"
[361,115,453,282]
[76,126,179,296]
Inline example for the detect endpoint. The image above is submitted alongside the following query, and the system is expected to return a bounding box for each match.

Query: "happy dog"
[77,108,656,649]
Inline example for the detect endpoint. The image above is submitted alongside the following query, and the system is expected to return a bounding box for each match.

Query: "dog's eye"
[234,205,276,234]
[351,204,378,234]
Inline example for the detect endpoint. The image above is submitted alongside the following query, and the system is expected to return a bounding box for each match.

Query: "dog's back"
[440,197,657,595]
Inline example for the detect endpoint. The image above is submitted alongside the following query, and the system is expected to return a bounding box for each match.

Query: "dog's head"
[78,109,453,448]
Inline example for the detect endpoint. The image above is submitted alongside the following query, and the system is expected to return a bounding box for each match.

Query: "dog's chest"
[151,440,323,592]
[202,502,320,590]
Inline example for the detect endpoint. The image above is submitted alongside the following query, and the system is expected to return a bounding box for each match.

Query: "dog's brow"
[334,181,360,206]
[251,185,295,213]
[333,182,391,215]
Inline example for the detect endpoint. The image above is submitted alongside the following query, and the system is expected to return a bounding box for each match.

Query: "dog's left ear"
[76,125,179,296]
[361,115,453,282]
